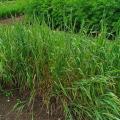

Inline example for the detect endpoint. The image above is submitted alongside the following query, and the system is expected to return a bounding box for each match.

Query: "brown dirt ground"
[0,94,63,120]
[0,16,23,25]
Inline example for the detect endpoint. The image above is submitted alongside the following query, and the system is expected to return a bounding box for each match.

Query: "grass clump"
[0,22,120,119]
[54,77,120,120]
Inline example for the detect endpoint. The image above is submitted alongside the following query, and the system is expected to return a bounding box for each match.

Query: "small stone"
[7,99,10,102]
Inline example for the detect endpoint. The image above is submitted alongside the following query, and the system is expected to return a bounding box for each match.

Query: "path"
[0,16,23,25]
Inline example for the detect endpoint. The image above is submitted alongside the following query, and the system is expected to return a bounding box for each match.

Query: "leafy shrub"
[26,0,120,33]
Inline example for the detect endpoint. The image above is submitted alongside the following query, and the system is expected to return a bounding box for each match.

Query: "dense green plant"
[26,0,120,34]
[0,22,120,119]
[0,0,27,19]
[0,0,13,2]
[53,77,120,120]
[1,0,120,36]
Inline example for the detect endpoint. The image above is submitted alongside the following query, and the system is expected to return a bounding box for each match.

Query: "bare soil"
[0,94,63,120]
[0,16,23,25]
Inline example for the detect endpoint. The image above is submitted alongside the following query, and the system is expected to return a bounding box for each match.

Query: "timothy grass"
[0,22,120,119]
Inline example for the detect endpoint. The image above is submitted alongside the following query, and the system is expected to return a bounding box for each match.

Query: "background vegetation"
[26,0,120,34]
[0,0,27,19]
[1,0,120,35]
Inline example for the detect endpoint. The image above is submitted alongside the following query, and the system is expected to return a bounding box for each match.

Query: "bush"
[26,0,120,33]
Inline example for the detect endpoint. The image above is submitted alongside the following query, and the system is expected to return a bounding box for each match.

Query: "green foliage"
[0,0,13,2]
[26,0,120,33]
[54,77,120,120]
[0,23,120,119]
[0,0,27,19]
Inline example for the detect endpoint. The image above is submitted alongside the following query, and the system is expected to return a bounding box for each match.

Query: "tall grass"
[0,22,120,119]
